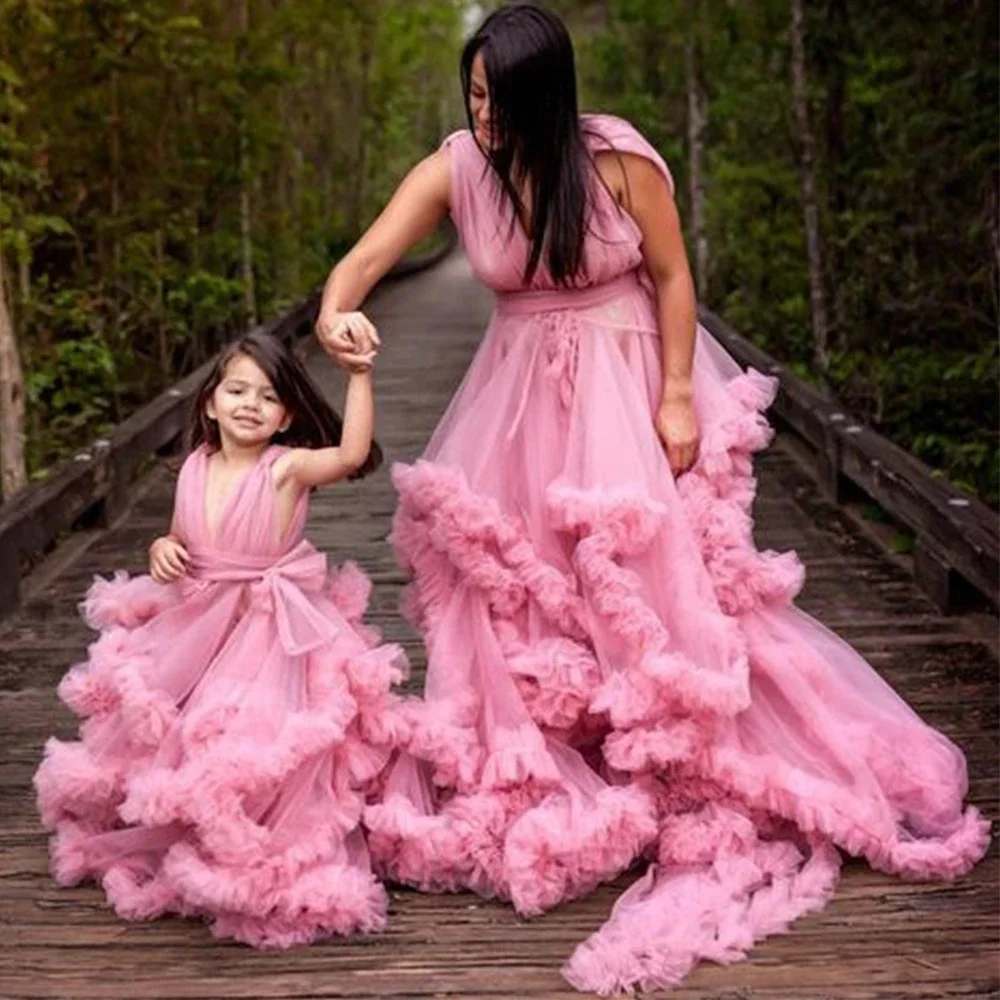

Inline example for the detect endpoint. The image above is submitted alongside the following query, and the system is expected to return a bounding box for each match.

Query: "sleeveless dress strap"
[582,114,676,196]
[440,130,484,236]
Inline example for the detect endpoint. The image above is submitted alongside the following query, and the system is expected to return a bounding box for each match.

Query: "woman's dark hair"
[187,331,382,479]
[461,2,592,286]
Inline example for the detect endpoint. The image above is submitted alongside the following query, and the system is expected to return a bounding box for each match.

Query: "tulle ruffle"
[35,558,406,947]
[376,324,989,993]
[564,800,842,995]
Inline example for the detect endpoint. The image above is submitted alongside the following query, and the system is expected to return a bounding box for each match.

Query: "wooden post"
[816,417,844,503]
[913,535,955,612]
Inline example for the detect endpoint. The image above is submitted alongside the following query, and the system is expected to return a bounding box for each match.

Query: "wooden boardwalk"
[0,253,997,1000]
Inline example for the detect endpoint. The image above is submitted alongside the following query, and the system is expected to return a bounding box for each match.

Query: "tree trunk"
[986,169,1000,315]
[276,37,301,299]
[318,45,333,234]
[348,12,376,239]
[238,106,256,325]
[289,145,303,294]
[237,0,257,324]
[822,0,847,218]
[109,67,121,279]
[155,228,169,378]
[685,0,709,298]
[790,0,830,375]
[17,252,30,306]
[0,228,28,499]
[822,0,848,348]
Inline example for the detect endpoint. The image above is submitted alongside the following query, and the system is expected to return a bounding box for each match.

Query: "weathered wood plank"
[0,253,995,999]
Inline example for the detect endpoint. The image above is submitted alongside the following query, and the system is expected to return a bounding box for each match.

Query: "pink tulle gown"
[35,443,407,947]
[366,115,990,993]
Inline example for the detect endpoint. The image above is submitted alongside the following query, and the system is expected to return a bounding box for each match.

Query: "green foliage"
[888,530,916,556]
[3,0,996,508]
[0,0,464,476]
[565,0,998,505]
[24,328,118,474]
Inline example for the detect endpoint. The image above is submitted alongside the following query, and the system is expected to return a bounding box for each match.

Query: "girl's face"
[469,52,494,150]
[206,353,289,448]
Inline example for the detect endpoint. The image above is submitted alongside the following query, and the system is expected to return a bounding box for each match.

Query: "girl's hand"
[149,535,190,584]
[316,309,380,373]
[655,394,700,477]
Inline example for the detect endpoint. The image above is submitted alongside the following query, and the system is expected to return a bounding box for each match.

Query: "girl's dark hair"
[187,331,382,479]
[462,2,592,286]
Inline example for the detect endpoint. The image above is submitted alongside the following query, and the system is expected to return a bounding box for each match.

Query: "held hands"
[315,309,380,373]
[150,535,190,584]
[655,384,700,477]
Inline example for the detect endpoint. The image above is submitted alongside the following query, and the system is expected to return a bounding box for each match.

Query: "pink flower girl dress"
[35,442,407,947]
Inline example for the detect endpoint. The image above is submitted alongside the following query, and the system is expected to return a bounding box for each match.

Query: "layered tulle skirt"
[366,273,989,993]
[35,550,408,948]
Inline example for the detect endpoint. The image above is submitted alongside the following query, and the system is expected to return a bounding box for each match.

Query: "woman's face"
[468,52,494,149]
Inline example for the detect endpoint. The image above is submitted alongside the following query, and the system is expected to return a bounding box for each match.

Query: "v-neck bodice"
[173,445,308,559]
[442,114,675,296]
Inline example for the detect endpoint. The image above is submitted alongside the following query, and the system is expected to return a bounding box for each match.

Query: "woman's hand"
[655,391,700,477]
[150,535,190,584]
[315,309,380,373]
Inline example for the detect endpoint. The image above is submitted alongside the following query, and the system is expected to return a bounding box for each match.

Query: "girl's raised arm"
[276,371,375,490]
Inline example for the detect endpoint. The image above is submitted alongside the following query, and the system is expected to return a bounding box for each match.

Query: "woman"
[316,3,988,993]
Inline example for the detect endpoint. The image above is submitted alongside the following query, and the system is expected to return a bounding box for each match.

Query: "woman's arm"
[614,151,700,475]
[275,371,375,489]
[316,149,452,363]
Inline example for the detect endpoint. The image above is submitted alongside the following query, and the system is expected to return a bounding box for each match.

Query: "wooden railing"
[0,227,457,621]
[701,308,999,612]
[1,243,994,621]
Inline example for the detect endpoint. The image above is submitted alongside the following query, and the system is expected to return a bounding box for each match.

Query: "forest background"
[1,0,996,506]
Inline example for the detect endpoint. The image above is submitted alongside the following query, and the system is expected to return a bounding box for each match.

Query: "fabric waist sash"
[188,540,322,581]
[185,539,338,655]
[493,270,643,317]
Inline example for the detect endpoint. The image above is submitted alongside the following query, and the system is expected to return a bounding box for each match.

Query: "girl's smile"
[207,354,289,447]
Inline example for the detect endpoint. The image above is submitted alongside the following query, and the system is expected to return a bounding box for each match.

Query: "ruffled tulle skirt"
[366,274,989,994]
[35,558,408,947]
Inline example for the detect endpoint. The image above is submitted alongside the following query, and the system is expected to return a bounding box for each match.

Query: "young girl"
[34,331,407,948]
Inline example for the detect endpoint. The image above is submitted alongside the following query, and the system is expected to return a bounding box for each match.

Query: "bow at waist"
[186,540,338,655]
